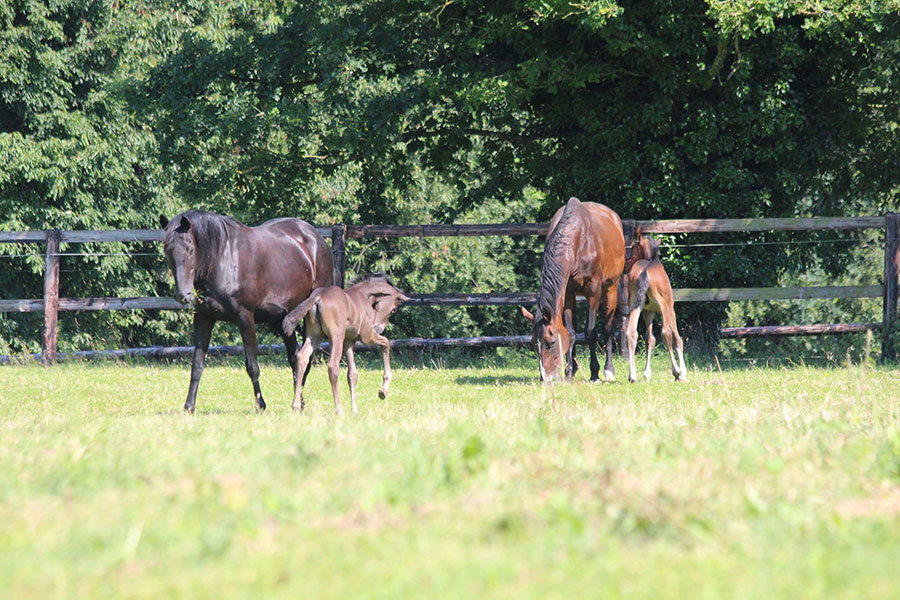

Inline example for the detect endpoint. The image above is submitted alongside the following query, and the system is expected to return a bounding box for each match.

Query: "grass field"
[1,352,899,599]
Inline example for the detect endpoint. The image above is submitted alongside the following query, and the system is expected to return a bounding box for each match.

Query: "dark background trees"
[1,0,898,354]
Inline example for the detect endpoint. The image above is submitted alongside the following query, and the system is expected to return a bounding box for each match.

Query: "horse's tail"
[629,268,651,313]
[282,290,323,336]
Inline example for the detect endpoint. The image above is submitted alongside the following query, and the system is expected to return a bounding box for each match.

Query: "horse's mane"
[348,272,405,297]
[348,272,395,287]
[169,210,242,279]
[643,236,661,262]
[538,198,581,319]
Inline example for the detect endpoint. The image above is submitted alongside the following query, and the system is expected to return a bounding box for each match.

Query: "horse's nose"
[177,293,191,305]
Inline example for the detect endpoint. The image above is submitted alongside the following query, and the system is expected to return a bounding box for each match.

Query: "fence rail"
[1,215,898,364]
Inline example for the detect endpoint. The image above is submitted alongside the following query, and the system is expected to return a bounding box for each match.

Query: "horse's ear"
[397,292,410,304]
[634,226,642,241]
[368,291,389,309]
[159,215,169,229]
[521,306,534,322]
[175,216,191,233]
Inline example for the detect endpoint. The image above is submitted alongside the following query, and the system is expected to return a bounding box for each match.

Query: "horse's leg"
[237,313,266,413]
[661,302,687,382]
[283,330,300,388]
[585,296,601,382]
[374,333,392,399]
[293,331,321,412]
[642,311,656,381]
[601,282,618,382]
[345,345,359,414]
[184,312,215,414]
[625,306,642,383]
[327,332,345,414]
[563,290,578,381]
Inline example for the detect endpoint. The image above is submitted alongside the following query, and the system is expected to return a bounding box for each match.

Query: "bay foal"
[619,228,687,382]
[282,275,408,414]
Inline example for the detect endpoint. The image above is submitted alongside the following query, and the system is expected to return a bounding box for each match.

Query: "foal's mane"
[641,236,661,262]
[348,273,405,297]
[348,272,395,287]
[538,198,581,319]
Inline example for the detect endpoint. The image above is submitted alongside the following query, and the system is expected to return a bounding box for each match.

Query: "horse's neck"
[194,221,234,287]
[539,244,576,319]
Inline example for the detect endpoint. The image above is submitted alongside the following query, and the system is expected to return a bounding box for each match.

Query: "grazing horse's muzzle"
[176,292,192,305]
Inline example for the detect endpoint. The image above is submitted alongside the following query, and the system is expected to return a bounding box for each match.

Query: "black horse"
[160,210,333,413]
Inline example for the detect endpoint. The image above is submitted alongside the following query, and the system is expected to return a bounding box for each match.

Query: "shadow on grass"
[455,374,534,386]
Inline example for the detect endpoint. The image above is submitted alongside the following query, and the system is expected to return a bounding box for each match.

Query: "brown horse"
[618,227,687,382]
[160,210,333,413]
[282,275,408,414]
[521,197,625,383]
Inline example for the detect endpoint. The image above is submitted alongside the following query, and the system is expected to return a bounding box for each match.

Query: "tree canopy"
[1,0,899,353]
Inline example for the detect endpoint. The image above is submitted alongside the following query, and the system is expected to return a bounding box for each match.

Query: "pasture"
[2,354,899,598]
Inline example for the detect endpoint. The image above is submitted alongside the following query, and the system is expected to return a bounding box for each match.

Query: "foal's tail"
[282,290,323,336]
[628,268,651,313]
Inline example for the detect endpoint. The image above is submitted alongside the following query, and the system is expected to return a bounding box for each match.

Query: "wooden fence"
[1,215,898,364]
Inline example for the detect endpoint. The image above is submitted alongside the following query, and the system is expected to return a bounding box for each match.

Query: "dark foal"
[282,275,408,414]
[160,210,333,413]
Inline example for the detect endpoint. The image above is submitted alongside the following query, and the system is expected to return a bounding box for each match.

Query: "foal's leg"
[373,333,392,399]
[625,306,643,383]
[642,311,657,381]
[661,303,687,382]
[237,312,266,413]
[293,330,322,412]
[184,312,215,414]
[345,345,359,414]
[327,332,345,414]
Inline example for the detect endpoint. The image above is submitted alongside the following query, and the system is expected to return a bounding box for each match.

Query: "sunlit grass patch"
[1,356,899,598]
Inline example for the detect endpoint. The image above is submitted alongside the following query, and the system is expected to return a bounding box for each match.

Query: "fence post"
[41,230,62,365]
[882,213,900,360]
[331,224,347,288]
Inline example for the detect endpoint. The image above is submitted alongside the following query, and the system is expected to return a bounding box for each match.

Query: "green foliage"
[2,0,899,353]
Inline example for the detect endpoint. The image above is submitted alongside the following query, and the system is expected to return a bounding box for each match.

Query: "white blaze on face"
[557,333,564,379]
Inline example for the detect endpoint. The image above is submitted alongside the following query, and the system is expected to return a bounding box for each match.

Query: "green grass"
[1,352,900,599]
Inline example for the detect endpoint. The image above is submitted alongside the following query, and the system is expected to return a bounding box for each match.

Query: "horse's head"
[625,226,660,273]
[521,306,568,384]
[371,290,409,334]
[353,275,409,334]
[160,214,197,305]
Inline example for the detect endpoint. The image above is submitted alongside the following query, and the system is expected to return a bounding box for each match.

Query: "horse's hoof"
[675,372,687,382]
[256,401,266,414]
[183,403,195,414]
[643,370,652,381]
[378,389,387,400]
[628,375,637,383]
[604,370,616,382]
[291,403,304,412]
